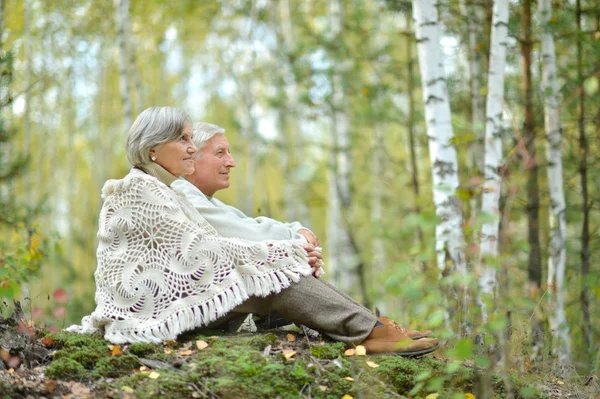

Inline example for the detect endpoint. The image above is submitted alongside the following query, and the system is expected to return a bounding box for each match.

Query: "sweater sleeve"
[173,179,310,242]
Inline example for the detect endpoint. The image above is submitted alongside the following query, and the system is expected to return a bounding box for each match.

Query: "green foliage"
[310,341,346,359]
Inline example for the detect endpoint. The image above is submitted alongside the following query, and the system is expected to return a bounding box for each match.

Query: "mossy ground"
[0,328,594,399]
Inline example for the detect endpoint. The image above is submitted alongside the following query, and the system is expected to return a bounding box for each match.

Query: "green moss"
[44,330,107,350]
[310,342,345,359]
[46,357,87,380]
[92,354,140,378]
[53,346,106,369]
[129,342,161,357]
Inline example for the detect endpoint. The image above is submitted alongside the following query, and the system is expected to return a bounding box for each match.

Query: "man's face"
[190,134,235,196]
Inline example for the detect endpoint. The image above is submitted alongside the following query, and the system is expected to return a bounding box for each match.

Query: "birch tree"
[539,0,571,373]
[575,0,591,350]
[116,0,133,135]
[327,0,366,304]
[277,0,308,223]
[478,0,509,322]
[412,0,466,276]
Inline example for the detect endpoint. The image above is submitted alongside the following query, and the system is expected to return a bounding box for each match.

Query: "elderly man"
[172,122,322,270]
[172,122,437,356]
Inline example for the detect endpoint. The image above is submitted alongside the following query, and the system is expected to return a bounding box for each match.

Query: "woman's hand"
[298,229,320,247]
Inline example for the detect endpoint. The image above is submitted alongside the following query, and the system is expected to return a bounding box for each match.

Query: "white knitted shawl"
[67,168,312,343]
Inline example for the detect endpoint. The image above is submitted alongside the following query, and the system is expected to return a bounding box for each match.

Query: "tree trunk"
[116,0,133,137]
[576,0,592,350]
[539,0,571,374]
[327,0,367,305]
[406,14,424,256]
[521,0,543,360]
[412,0,466,277]
[278,0,308,223]
[460,0,485,177]
[478,0,509,322]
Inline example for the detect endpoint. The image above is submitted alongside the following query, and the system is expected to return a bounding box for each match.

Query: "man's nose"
[225,154,236,168]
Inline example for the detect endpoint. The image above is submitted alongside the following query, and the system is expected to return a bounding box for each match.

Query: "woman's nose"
[188,143,197,154]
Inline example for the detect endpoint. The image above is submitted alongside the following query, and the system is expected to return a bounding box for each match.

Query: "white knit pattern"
[67,169,311,343]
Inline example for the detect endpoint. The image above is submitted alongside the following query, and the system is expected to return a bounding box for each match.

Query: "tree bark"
[116,0,133,135]
[478,0,509,322]
[412,0,466,276]
[327,0,367,306]
[576,0,592,350]
[540,0,571,374]
[406,14,424,256]
[521,0,543,360]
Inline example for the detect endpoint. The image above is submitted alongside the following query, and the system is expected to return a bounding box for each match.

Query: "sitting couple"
[69,106,439,356]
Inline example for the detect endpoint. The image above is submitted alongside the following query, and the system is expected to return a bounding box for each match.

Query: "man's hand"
[302,243,323,278]
[298,229,320,246]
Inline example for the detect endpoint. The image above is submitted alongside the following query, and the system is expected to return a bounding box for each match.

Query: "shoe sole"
[410,334,431,340]
[369,343,440,358]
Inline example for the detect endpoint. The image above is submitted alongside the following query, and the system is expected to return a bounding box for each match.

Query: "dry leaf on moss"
[344,348,356,356]
[366,361,379,368]
[355,345,366,356]
[196,340,209,350]
[286,333,296,342]
[282,349,296,359]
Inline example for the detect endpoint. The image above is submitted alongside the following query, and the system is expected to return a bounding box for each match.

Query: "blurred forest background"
[1,0,599,384]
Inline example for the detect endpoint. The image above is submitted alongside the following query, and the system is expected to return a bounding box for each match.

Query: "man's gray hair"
[126,106,191,167]
[191,122,226,151]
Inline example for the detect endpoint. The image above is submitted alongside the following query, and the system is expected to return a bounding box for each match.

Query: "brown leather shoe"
[361,324,439,356]
[378,316,433,340]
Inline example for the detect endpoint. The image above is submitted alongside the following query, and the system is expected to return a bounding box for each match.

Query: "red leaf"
[52,306,66,319]
[52,288,69,303]
[31,307,43,319]
[41,337,54,347]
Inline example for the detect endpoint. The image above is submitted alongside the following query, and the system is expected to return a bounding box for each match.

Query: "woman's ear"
[149,148,157,162]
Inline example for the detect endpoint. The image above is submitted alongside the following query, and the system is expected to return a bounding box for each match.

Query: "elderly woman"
[69,106,439,356]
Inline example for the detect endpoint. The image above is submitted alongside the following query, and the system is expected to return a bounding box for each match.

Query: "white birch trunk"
[478,0,509,322]
[412,0,466,275]
[116,0,132,136]
[539,0,571,373]
[328,0,361,297]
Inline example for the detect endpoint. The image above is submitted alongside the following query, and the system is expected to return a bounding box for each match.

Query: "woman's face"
[150,122,197,177]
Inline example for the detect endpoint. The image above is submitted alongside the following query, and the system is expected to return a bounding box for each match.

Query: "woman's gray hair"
[191,122,226,152]
[126,106,191,166]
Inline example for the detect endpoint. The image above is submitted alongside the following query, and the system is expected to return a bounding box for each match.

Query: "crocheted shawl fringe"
[96,266,308,344]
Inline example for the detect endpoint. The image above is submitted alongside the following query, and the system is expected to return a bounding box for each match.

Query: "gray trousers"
[208,276,377,345]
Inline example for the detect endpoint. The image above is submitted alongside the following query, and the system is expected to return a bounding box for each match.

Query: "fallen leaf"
[139,366,149,372]
[344,348,356,356]
[111,345,123,356]
[342,395,354,399]
[148,371,160,379]
[366,361,379,368]
[41,337,54,347]
[196,340,209,350]
[0,349,10,362]
[318,385,328,391]
[71,382,90,395]
[355,345,367,356]
[344,376,355,381]
[163,340,178,347]
[465,394,476,399]
[44,380,57,394]
[282,349,296,360]
[557,381,564,385]
[179,349,193,356]
[121,386,135,393]
[164,347,173,354]
[286,333,296,342]
[7,368,14,374]
[7,355,21,369]
[426,394,439,399]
